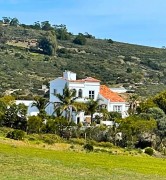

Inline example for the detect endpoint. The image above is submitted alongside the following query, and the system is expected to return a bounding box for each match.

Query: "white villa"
[45,71,129,124]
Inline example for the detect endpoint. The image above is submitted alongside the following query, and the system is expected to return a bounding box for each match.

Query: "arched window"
[72,89,77,96]
[78,89,82,98]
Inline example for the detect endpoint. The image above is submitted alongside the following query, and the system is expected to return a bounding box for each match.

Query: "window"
[53,89,57,95]
[100,104,107,109]
[113,105,122,112]
[77,117,80,124]
[89,90,95,99]
[72,89,77,96]
[78,89,83,98]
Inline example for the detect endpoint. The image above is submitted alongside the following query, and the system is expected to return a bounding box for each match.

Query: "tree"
[0,95,15,106]
[44,117,69,136]
[147,107,165,120]
[128,94,139,115]
[2,17,11,24]
[33,21,41,30]
[156,117,166,149]
[108,111,122,121]
[107,39,114,44]
[117,116,156,147]
[137,98,157,114]
[27,116,43,134]
[54,24,70,40]
[0,96,15,126]
[41,21,53,31]
[73,33,86,45]
[38,32,57,55]
[54,84,78,122]
[153,91,166,114]
[3,103,27,130]
[32,96,48,119]
[86,99,100,123]
[10,18,19,26]
[3,104,19,128]
[14,103,27,131]
[99,108,109,121]
[84,32,95,39]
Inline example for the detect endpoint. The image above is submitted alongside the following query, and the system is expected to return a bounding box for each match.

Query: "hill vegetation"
[1,17,166,179]
[1,17,166,97]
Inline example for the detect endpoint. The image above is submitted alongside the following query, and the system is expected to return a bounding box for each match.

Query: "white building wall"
[98,94,109,106]
[45,102,54,115]
[68,81,100,101]
[109,102,127,118]
[72,111,85,124]
[49,78,67,102]
[15,100,39,116]
[63,71,76,80]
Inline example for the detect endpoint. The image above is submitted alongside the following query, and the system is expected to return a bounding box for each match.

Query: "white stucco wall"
[49,78,67,102]
[69,81,100,101]
[15,100,39,116]
[63,71,76,80]
[72,111,85,124]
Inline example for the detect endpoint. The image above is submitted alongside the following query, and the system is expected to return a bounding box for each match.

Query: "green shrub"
[39,134,63,143]
[43,138,55,145]
[6,130,25,140]
[83,144,94,152]
[73,34,86,45]
[107,39,114,44]
[144,147,154,156]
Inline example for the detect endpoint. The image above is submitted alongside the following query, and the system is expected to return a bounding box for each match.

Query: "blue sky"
[0,0,166,47]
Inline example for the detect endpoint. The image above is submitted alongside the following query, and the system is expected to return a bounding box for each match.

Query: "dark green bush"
[6,130,25,140]
[107,39,114,44]
[144,147,154,156]
[73,34,86,45]
[83,143,94,152]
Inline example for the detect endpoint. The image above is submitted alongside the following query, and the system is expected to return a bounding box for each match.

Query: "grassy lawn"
[0,141,166,180]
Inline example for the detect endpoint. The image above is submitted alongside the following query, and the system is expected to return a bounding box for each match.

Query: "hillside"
[1,24,166,97]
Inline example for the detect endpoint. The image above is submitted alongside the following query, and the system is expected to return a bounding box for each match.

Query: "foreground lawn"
[0,142,166,180]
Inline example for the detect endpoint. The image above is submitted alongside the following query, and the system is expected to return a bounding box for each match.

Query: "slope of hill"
[1,24,166,97]
[0,133,166,180]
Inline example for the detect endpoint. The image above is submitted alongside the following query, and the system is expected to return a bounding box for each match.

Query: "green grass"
[0,141,166,180]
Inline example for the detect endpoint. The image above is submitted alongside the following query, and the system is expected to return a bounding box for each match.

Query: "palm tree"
[86,99,100,124]
[32,96,49,118]
[128,94,139,115]
[54,84,78,122]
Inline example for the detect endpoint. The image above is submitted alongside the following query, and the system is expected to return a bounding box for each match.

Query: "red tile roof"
[99,85,125,102]
[69,77,100,83]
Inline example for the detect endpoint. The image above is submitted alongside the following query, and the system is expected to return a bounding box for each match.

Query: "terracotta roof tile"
[69,77,100,82]
[99,85,125,102]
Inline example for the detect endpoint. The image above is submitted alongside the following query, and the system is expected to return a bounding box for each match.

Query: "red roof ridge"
[99,85,125,102]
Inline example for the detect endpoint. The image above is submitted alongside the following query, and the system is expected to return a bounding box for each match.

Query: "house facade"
[46,71,129,124]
